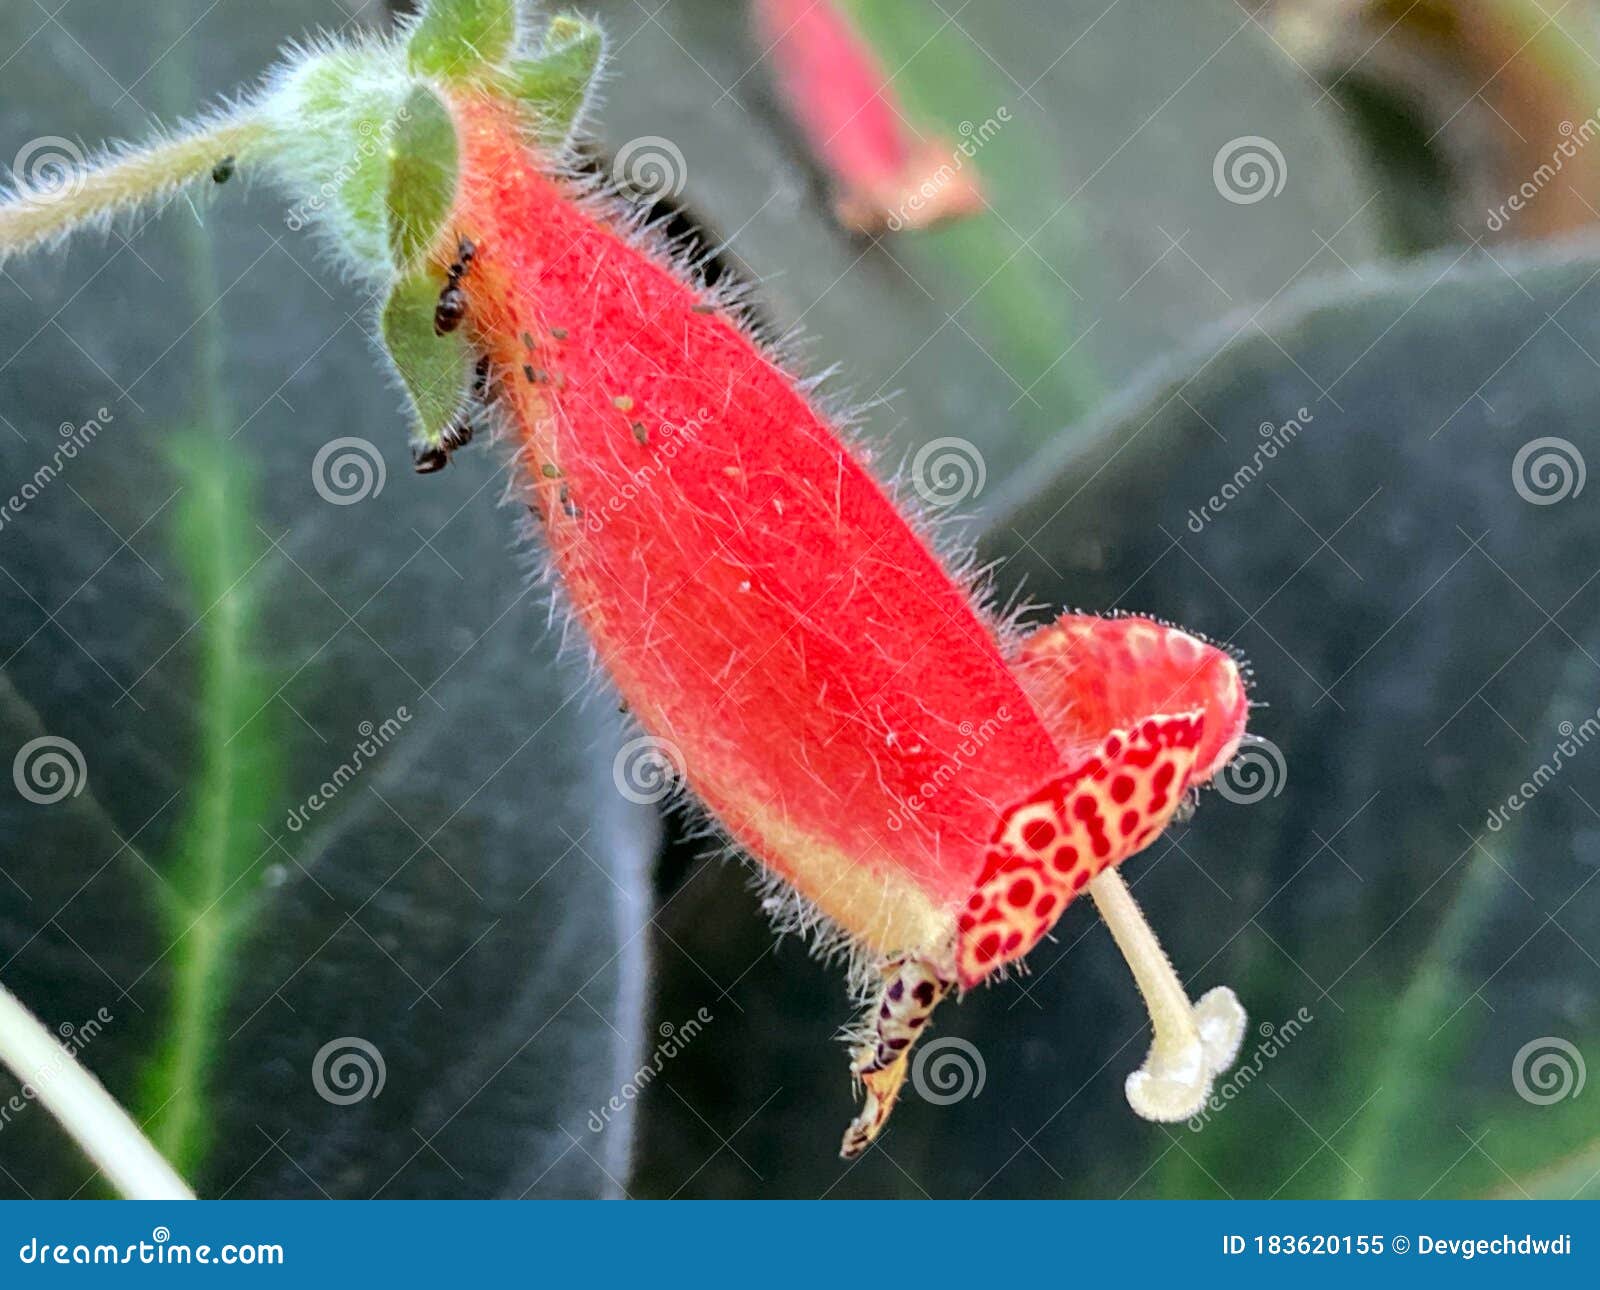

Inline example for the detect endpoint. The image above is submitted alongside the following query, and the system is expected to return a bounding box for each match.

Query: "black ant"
[433,236,476,336]
[412,443,449,474]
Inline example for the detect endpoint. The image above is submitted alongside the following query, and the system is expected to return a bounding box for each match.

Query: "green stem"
[0,115,269,263]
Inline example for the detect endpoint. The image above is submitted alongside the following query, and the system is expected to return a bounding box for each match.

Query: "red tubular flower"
[448,95,1250,1153]
[0,0,1256,1160]
[751,0,986,233]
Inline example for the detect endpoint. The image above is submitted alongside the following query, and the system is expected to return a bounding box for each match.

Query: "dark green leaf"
[0,0,655,1199]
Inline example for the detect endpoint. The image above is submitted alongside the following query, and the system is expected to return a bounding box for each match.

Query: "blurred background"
[3,0,1600,1199]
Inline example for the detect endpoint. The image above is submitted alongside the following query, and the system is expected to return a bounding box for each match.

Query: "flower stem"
[0,116,269,263]
[0,977,193,1200]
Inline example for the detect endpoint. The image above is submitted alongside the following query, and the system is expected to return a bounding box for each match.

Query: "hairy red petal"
[1010,614,1248,784]
[956,713,1205,987]
[452,99,1054,950]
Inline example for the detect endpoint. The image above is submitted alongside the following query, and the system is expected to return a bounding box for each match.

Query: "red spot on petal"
[1007,877,1036,908]
[1022,819,1055,852]
[1120,809,1140,837]
[1110,774,1135,804]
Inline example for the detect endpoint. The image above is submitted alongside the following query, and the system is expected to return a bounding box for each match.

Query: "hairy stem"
[0,116,269,262]
[0,978,193,1199]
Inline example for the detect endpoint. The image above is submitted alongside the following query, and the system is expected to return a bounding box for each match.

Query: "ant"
[433,236,476,336]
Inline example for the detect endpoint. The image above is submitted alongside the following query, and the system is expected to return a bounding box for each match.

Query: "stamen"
[1089,869,1244,1121]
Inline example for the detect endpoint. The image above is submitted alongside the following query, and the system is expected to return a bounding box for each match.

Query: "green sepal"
[505,14,605,148]
[386,85,459,270]
[407,0,518,83]
[381,269,473,448]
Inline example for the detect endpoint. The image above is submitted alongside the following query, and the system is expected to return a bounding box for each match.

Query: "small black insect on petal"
[413,443,450,474]
[211,155,235,184]
[434,284,467,336]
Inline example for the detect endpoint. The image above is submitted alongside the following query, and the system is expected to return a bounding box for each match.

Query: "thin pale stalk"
[0,978,193,1200]
[0,117,269,262]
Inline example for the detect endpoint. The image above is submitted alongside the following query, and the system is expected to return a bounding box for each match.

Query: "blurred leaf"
[0,0,655,1199]
[1277,0,1600,247]
[585,0,1383,495]
[980,242,1600,1199]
